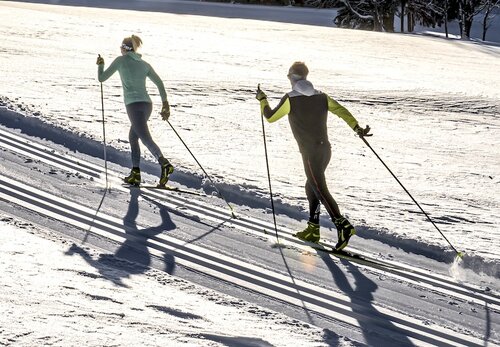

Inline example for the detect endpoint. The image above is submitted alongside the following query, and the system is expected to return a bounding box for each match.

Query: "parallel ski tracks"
[0,127,496,346]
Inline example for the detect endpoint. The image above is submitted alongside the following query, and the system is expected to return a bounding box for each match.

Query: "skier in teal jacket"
[97,35,173,187]
[256,62,371,250]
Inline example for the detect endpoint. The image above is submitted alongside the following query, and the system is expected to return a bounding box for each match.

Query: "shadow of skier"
[115,187,177,274]
[65,188,177,286]
[318,252,414,346]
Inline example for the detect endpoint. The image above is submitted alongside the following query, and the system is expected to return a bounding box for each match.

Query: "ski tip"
[456,251,465,259]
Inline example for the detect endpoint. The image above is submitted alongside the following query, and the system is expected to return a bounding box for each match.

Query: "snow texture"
[0,1,499,265]
[0,1,499,346]
[0,219,333,347]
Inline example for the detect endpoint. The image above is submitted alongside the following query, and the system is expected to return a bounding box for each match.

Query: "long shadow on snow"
[140,193,232,248]
[66,188,176,285]
[65,187,229,285]
[318,251,414,347]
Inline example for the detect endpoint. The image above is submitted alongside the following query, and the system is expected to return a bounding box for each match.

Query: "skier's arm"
[326,94,358,130]
[261,95,290,123]
[147,67,167,103]
[98,57,121,83]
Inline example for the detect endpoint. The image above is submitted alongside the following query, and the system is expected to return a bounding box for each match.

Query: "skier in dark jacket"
[97,35,174,187]
[256,62,371,250]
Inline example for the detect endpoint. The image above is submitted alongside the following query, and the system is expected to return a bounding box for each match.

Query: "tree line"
[230,0,499,40]
[330,0,499,40]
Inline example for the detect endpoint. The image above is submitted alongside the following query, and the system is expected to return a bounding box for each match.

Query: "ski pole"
[165,119,236,218]
[258,84,279,243]
[258,89,311,313]
[83,57,110,245]
[360,135,463,258]
[99,56,109,190]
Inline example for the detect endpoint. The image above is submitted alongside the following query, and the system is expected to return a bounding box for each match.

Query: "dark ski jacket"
[260,80,358,153]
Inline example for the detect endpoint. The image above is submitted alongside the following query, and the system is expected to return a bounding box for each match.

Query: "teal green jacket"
[98,52,167,105]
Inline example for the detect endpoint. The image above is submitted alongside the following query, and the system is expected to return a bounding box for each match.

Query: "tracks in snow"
[0,126,497,346]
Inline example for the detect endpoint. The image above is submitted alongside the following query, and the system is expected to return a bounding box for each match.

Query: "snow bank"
[1,104,498,278]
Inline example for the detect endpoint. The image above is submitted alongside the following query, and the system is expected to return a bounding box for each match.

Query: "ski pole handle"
[96,54,104,65]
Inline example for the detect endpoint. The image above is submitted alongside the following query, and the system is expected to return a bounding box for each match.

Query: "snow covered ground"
[0,1,499,345]
[1,218,331,346]
[1,1,499,264]
[0,109,498,346]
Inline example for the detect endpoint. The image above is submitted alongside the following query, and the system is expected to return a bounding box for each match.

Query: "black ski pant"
[301,144,342,224]
[125,102,163,168]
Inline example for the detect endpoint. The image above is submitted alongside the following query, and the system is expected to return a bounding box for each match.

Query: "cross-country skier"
[96,35,174,187]
[256,62,371,250]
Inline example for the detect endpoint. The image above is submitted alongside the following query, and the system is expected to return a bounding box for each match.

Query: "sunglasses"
[120,43,133,51]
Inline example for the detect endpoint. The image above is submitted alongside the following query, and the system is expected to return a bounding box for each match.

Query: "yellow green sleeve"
[261,95,290,123]
[327,94,358,129]
[260,99,270,116]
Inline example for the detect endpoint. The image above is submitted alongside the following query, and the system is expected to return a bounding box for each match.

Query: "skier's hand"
[354,124,372,137]
[160,101,170,121]
[96,55,104,65]
[256,86,267,101]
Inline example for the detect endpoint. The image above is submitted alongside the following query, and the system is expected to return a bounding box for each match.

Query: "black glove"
[256,84,267,101]
[96,55,104,65]
[160,101,170,120]
[354,124,372,137]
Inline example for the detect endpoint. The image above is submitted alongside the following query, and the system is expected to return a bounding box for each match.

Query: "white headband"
[121,43,133,51]
[288,73,305,81]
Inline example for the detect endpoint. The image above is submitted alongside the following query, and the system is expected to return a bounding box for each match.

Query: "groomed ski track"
[0,123,498,346]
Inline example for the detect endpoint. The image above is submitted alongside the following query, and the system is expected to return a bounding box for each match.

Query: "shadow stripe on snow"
[0,127,499,311]
[0,175,486,347]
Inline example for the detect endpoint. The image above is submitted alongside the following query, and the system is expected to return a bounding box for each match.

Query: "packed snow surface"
[0,1,499,265]
[0,218,333,347]
[1,2,499,346]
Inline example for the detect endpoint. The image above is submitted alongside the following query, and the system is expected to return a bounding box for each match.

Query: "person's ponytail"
[131,35,143,52]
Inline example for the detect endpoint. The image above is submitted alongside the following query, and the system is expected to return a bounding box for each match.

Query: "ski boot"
[158,157,174,187]
[334,216,356,250]
[123,167,141,186]
[293,222,320,243]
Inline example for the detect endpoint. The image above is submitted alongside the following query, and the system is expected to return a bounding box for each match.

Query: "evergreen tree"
[446,0,499,39]
[334,0,399,31]
[481,0,500,40]
[335,0,444,32]
[308,0,496,41]
[406,0,445,29]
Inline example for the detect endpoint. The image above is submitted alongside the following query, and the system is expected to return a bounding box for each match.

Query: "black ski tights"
[302,145,342,223]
